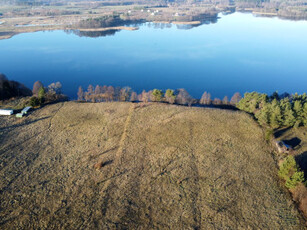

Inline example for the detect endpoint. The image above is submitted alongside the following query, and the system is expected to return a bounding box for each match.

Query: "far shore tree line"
[77,84,243,106]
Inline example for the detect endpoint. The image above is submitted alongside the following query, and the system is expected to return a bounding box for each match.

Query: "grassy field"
[0,102,305,229]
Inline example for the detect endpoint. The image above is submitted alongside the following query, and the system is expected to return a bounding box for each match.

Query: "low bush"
[27,96,40,107]
[279,156,306,189]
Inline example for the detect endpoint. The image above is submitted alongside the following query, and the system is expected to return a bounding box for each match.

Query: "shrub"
[265,128,273,142]
[93,161,104,170]
[279,156,306,189]
[165,89,176,104]
[286,171,305,189]
[27,96,40,107]
[152,89,163,102]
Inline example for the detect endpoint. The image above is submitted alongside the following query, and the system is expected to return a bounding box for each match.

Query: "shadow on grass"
[0,116,50,132]
[284,137,302,150]
[102,160,113,167]
[274,127,292,138]
[296,151,307,180]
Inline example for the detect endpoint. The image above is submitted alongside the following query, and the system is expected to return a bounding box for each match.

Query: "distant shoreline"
[0,20,204,40]
[78,26,139,32]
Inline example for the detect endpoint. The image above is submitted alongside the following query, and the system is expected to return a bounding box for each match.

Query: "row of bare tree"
[77,84,242,106]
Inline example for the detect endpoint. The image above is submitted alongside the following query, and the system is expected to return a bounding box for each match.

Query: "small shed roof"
[0,109,14,115]
[21,106,31,114]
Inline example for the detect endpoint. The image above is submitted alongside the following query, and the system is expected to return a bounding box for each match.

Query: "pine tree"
[303,102,307,126]
[165,89,176,104]
[270,99,282,129]
[255,103,270,126]
[280,98,295,127]
[293,100,303,127]
[152,89,163,102]
[38,86,46,104]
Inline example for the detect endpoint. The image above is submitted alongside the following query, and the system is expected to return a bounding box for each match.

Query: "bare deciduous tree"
[200,91,211,105]
[230,92,242,105]
[176,88,194,106]
[222,96,229,105]
[130,91,138,102]
[77,86,84,101]
[32,81,43,95]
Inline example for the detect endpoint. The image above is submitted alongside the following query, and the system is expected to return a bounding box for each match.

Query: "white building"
[0,109,14,115]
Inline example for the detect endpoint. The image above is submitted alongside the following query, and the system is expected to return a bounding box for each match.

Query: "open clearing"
[0,102,305,229]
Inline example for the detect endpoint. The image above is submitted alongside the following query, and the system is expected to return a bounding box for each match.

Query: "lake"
[0,12,306,99]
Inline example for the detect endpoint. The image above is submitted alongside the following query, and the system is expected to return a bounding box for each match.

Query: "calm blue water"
[0,12,306,99]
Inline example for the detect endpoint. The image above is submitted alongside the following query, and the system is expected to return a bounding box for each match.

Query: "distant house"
[275,141,292,153]
[0,109,13,116]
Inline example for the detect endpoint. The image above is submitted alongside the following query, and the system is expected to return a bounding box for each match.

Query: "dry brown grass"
[291,184,307,222]
[0,101,305,229]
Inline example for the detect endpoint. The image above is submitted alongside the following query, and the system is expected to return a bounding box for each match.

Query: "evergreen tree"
[255,102,270,126]
[280,98,295,127]
[237,92,267,113]
[38,86,46,100]
[270,99,282,129]
[152,89,163,102]
[38,86,46,104]
[293,100,303,127]
[303,102,307,126]
[165,89,176,104]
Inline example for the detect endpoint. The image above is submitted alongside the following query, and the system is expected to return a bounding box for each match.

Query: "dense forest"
[238,92,307,129]
[0,74,32,100]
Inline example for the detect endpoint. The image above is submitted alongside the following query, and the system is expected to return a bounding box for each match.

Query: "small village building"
[21,106,31,115]
[0,109,14,116]
[275,141,292,154]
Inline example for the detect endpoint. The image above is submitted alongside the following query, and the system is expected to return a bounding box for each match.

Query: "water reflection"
[66,29,120,38]
[68,14,219,38]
